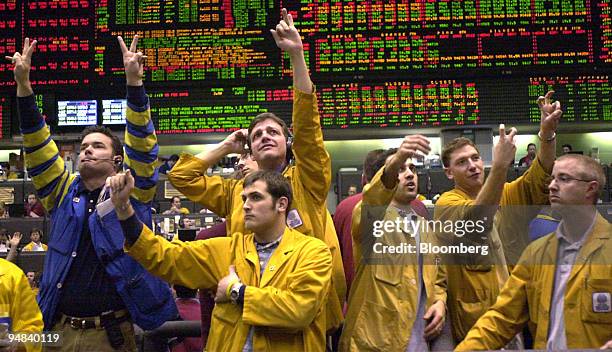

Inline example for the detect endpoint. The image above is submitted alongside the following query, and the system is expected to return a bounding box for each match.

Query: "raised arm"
[535,91,561,173]
[380,135,430,190]
[7,38,73,212]
[473,124,517,208]
[271,9,330,202]
[117,35,159,205]
[439,124,518,224]
[499,91,562,207]
[167,129,247,216]
[270,8,312,94]
[107,170,227,290]
[5,232,22,262]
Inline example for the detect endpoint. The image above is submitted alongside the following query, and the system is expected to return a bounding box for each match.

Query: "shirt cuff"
[237,285,246,305]
[126,85,148,108]
[120,213,143,246]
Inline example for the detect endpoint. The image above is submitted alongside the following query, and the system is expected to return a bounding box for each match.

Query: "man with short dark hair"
[7,36,177,351]
[22,228,47,252]
[168,9,345,332]
[434,91,562,345]
[340,135,448,351]
[108,169,333,351]
[518,143,537,167]
[561,143,572,154]
[333,149,430,296]
[457,154,611,350]
[163,196,190,215]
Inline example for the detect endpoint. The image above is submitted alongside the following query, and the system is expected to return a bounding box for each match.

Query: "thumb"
[125,169,135,186]
[423,305,434,320]
[270,29,281,44]
[229,265,236,275]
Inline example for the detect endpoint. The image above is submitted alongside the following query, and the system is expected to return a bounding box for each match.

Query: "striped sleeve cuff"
[17,94,44,132]
[120,213,144,246]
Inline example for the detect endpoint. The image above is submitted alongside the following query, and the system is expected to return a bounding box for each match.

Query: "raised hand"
[5,38,37,93]
[395,134,431,163]
[9,232,22,248]
[106,169,135,219]
[537,90,562,139]
[493,124,517,168]
[270,8,303,55]
[222,129,249,155]
[117,35,146,86]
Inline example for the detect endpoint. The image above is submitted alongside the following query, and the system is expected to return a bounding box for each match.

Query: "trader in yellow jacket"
[0,258,43,352]
[21,228,47,252]
[109,169,332,352]
[457,154,612,350]
[340,136,449,352]
[434,91,562,343]
[167,9,345,331]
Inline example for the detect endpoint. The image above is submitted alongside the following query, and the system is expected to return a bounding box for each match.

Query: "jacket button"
[410,278,417,285]
[71,252,77,257]
[57,283,62,289]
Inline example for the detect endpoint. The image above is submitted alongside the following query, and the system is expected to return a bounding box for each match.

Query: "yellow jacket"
[457,213,612,350]
[0,258,43,352]
[168,88,345,330]
[21,242,48,252]
[433,157,550,342]
[339,167,447,351]
[126,225,332,352]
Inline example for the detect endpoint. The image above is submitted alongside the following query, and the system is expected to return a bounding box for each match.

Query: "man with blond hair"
[434,91,562,344]
[457,154,612,350]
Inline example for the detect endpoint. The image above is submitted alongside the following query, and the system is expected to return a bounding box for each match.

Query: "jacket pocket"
[581,278,612,324]
[212,304,241,326]
[374,265,402,286]
[451,288,494,341]
[48,214,75,255]
[124,273,170,314]
[352,301,401,351]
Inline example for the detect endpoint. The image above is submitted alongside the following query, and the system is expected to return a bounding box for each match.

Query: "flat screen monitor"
[57,100,97,126]
[102,99,127,125]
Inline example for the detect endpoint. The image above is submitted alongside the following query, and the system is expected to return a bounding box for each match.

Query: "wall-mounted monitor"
[57,100,97,126]
[102,99,127,125]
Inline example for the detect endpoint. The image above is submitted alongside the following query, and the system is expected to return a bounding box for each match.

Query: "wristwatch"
[230,282,243,305]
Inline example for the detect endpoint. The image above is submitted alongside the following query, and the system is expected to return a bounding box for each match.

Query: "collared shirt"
[242,236,282,352]
[56,181,125,317]
[30,243,45,251]
[546,216,596,350]
[405,208,429,352]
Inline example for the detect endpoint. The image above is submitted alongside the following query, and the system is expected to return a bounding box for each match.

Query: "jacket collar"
[568,213,610,283]
[259,227,298,287]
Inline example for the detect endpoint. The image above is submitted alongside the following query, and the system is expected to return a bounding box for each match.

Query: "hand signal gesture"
[537,90,562,138]
[493,124,517,168]
[270,9,303,55]
[118,35,146,86]
[5,37,37,86]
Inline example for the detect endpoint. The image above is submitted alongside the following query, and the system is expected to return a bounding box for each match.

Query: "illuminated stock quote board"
[0,0,610,137]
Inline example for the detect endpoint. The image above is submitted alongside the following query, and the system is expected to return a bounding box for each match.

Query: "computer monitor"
[177,229,197,242]
[57,100,97,126]
[101,99,127,125]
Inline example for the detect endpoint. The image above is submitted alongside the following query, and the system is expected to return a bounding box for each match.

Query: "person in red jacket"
[24,192,45,218]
